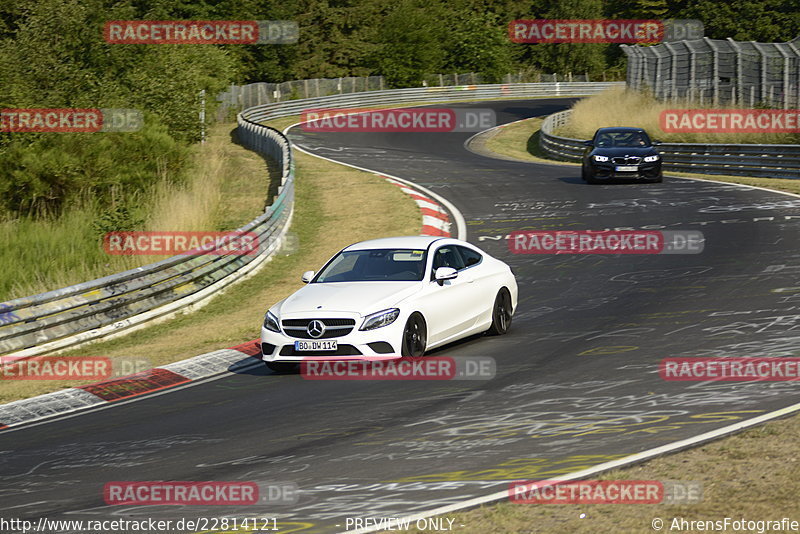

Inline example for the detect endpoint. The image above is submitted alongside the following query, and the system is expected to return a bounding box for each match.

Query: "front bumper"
[261,314,405,362]
[588,161,662,180]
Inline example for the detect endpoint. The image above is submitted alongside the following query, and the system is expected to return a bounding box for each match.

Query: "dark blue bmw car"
[581,127,663,184]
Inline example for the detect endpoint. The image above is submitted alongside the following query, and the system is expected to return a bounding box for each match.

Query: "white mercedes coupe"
[260,236,517,372]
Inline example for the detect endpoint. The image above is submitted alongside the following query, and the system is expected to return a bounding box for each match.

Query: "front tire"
[486,288,513,335]
[401,313,427,358]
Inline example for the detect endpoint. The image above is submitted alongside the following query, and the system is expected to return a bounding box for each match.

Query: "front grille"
[281,318,356,339]
[279,344,362,356]
[612,156,641,165]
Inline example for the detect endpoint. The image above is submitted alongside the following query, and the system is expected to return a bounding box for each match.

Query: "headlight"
[263,311,280,332]
[593,155,609,162]
[643,154,660,162]
[360,308,400,331]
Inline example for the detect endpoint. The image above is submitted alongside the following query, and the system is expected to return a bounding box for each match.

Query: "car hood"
[591,146,659,157]
[275,281,421,316]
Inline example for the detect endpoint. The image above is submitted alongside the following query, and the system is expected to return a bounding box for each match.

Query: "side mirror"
[583,140,593,146]
[301,270,315,283]
[434,267,458,285]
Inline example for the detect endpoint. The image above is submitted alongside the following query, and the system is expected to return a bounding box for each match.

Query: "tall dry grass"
[0,124,267,301]
[558,86,800,144]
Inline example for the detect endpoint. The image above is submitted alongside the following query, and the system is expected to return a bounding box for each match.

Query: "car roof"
[594,127,648,134]
[344,235,446,251]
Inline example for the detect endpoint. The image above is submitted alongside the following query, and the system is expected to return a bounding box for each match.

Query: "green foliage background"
[0,0,798,219]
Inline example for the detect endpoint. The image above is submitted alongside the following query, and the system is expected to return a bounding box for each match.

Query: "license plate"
[295,340,338,351]
[615,165,638,172]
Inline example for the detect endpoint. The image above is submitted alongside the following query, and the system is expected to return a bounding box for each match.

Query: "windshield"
[594,130,652,148]
[315,248,428,282]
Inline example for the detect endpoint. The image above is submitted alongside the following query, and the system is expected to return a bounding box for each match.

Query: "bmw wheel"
[401,313,427,358]
[487,288,513,335]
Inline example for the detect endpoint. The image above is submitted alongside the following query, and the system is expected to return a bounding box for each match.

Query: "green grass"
[380,412,800,534]
[0,115,420,403]
[482,116,800,197]
[0,123,267,301]
[558,87,800,145]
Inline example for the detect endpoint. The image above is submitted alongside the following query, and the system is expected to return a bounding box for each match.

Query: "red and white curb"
[285,122,467,241]
[380,175,451,237]
[0,340,262,430]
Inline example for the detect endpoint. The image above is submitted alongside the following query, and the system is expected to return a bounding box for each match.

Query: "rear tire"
[487,288,513,335]
[264,361,298,373]
[401,313,427,359]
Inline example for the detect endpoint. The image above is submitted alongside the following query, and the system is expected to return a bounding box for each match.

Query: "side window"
[432,246,465,275]
[456,246,482,268]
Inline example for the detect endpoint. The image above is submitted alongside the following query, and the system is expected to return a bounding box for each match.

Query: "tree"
[372,0,447,87]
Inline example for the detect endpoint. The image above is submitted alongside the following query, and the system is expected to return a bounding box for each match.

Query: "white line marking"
[343,401,800,534]
[283,123,467,240]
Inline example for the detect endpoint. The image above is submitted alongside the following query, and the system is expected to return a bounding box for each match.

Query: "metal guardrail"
[540,110,800,179]
[238,82,622,123]
[0,124,294,359]
[218,75,597,113]
[0,82,620,359]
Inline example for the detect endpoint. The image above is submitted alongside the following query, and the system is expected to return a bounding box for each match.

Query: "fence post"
[663,42,678,100]
[705,38,720,106]
[727,38,744,108]
[753,41,768,105]
[776,43,791,109]
[789,42,800,107]
[687,41,697,104]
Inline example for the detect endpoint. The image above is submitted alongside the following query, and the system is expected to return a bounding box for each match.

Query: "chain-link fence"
[217,72,592,116]
[622,36,800,108]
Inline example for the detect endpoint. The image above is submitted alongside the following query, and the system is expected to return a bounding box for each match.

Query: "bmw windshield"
[594,130,652,148]
[314,249,428,282]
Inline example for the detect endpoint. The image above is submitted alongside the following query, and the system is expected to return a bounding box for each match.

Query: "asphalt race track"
[2,98,800,533]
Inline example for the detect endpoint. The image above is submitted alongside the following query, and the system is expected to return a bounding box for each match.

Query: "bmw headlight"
[643,154,660,162]
[263,311,281,332]
[360,308,400,331]
[593,155,609,162]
